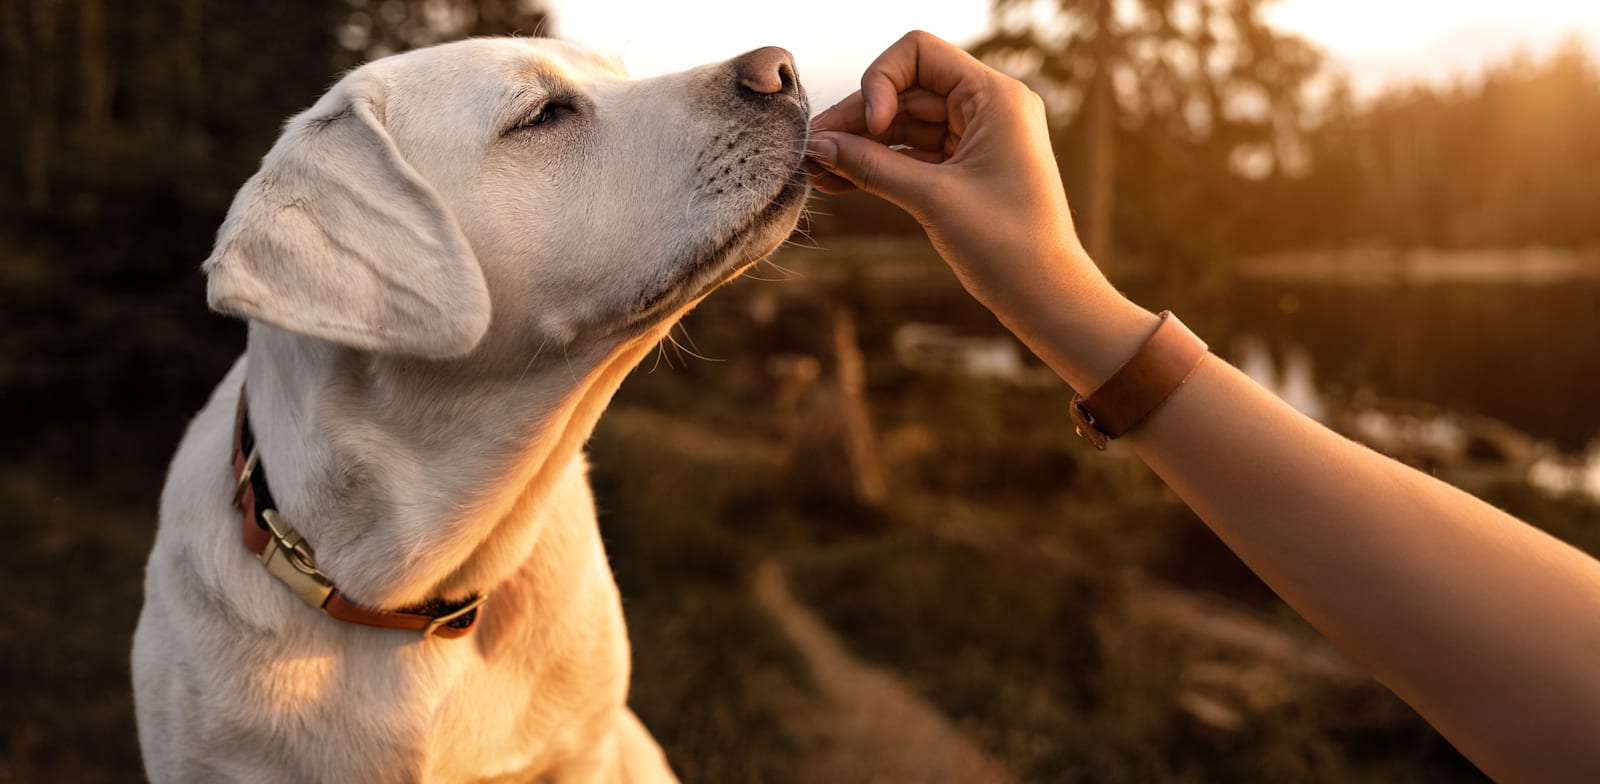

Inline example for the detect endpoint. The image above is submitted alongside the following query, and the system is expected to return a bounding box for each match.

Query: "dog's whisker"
[669,323,706,360]
[560,342,578,383]
[665,330,724,363]
[647,339,667,373]
[674,321,706,354]
[741,270,791,282]
[515,338,552,383]
[742,253,804,280]
[666,334,687,367]
[788,230,822,250]
[762,255,805,277]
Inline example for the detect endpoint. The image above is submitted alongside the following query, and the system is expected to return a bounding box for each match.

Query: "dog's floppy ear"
[203,74,491,358]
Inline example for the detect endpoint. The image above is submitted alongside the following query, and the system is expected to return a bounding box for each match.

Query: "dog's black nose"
[733,46,798,97]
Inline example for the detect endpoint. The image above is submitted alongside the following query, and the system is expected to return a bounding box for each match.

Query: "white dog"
[132,37,809,782]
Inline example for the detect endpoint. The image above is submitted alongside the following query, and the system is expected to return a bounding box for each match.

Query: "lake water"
[1222,278,1600,453]
[1207,275,1600,501]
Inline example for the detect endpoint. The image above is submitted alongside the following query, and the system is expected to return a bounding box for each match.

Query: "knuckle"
[856,154,881,191]
[997,78,1047,117]
[1023,87,1048,117]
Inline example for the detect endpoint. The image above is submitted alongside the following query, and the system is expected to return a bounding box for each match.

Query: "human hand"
[807,31,1153,391]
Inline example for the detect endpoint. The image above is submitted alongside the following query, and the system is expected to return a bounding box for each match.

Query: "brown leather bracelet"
[1071,311,1207,450]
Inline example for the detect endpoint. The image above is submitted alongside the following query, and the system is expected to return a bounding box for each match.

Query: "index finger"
[860,30,986,135]
[812,88,949,134]
[810,90,869,134]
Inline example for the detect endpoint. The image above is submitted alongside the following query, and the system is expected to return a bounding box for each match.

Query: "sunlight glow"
[1267,0,1600,93]
[547,0,989,110]
[547,1,1600,105]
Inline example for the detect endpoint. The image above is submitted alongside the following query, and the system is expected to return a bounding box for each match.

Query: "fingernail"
[807,135,838,169]
[863,99,875,130]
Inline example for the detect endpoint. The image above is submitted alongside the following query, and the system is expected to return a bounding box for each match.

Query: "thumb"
[808,130,930,208]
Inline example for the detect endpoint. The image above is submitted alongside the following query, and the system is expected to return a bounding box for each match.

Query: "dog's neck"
[241,322,664,610]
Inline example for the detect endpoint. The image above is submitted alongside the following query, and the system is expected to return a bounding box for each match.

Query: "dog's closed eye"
[505,98,578,135]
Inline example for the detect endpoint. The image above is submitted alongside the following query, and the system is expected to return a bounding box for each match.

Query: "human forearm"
[964,262,1600,781]
[1117,342,1600,784]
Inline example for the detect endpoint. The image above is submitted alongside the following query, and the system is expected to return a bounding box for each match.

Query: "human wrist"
[997,259,1160,394]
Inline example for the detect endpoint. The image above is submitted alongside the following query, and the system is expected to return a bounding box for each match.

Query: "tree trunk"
[830,306,886,507]
[180,0,203,126]
[77,0,111,127]
[1078,0,1118,273]
[14,0,61,212]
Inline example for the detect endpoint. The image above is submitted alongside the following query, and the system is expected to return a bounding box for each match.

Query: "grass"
[787,535,1107,780]
[786,533,1491,783]
[588,419,816,783]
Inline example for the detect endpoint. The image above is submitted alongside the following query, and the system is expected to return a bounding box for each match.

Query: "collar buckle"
[232,446,260,509]
[260,509,336,610]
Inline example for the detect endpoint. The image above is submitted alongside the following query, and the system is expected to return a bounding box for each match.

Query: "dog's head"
[204,38,809,359]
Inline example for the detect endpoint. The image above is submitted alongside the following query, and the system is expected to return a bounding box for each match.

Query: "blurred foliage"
[3,0,339,468]
[1477,480,1600,558]
[0,0,551,220]
[1251,39,1600,251]
[791,1,1600,293]
[341,0,551,62]
[970,0,1321,282]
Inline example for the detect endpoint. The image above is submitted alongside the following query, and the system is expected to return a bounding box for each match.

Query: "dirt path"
[753,561,1016,784]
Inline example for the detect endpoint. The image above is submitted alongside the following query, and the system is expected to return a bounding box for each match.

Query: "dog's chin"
[680,179,809,301]
[619,175,809,336]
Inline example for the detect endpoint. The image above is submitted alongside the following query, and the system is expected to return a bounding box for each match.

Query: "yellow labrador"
[132,37,808,782]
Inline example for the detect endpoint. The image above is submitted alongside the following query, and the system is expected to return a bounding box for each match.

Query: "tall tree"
[1251,38,1600,253]
[2,0,64,211]
[0,0,554,223]
[972,0,1320,276]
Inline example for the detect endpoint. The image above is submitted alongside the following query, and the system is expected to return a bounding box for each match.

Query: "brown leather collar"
[231,387,486,639]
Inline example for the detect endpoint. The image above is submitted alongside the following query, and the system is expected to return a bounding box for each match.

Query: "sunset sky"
[550,0,1600,107]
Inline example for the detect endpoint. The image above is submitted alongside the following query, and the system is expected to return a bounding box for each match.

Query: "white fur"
[133,37,808,783]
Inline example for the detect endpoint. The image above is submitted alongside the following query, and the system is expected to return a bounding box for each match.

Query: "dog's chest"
[226,594,631,783]
[424,628,631,780]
